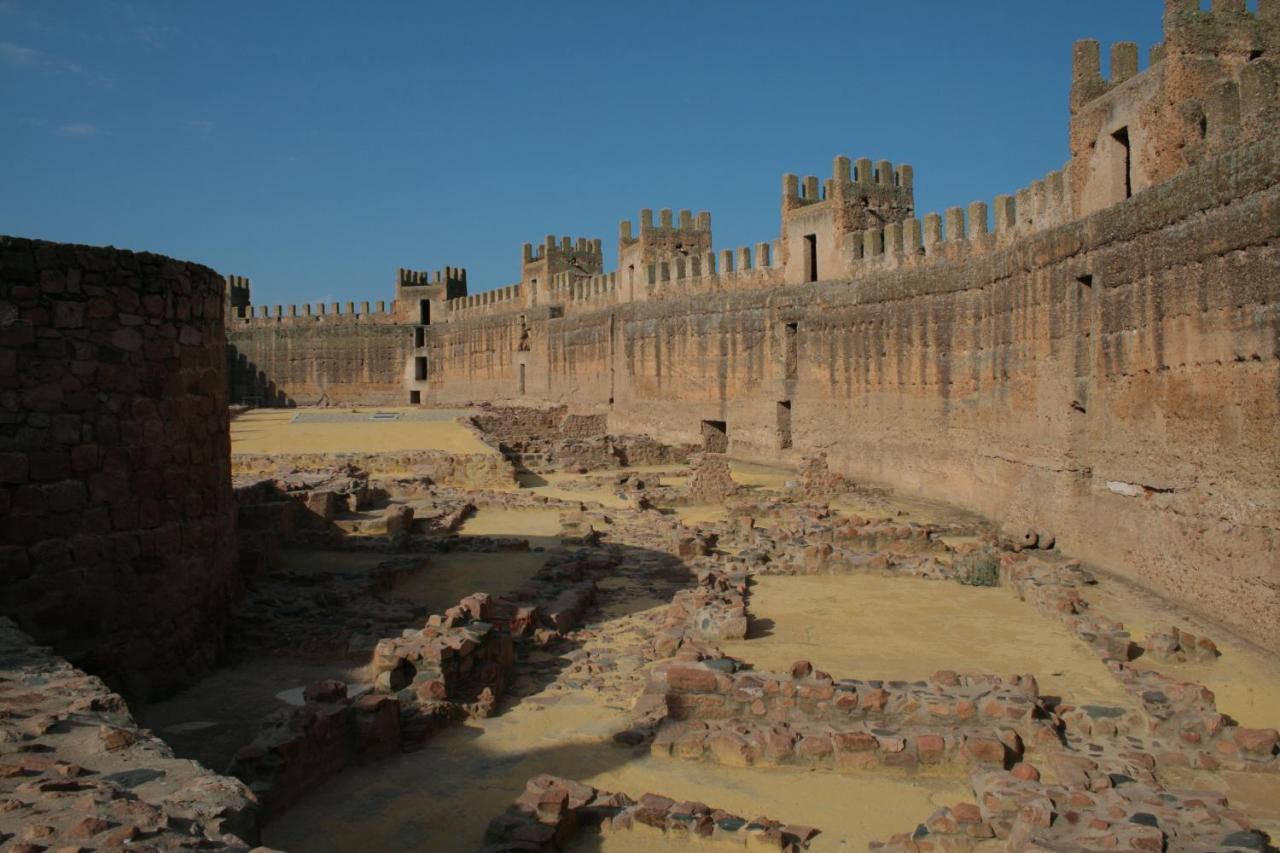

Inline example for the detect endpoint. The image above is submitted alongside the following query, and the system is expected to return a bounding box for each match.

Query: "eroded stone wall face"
[227,318,409,407]
[423,138,1280,651]
[0,237,237,701]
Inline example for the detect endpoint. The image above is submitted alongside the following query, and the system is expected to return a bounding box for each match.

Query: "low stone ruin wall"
[0,618,261,849]
[226,682,400,817]
[646,661,1041,774]
[872,768,1269,852]
[466,404,694,473]
[231,448,516,488]
[1002,554,1278,773]
[484,774,819,852]
[227,554,605,817]
[650,568,748,657]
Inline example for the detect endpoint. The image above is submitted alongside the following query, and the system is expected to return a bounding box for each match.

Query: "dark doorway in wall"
[414,356,428,381]
[784,322,798,380]
[414,327,426,347]
[777,400,792,449]
[1112,127,1132,199]
[701,420,728,452]
[519,363,526,395]
[804,234,818,282]
[419,300,430,325]
[409,390,421,405]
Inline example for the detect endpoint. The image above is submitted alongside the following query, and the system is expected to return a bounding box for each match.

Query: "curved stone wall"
[0,236,236,701]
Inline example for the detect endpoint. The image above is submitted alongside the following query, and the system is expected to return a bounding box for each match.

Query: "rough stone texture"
[226,687,400,818]
[227,310,408,407]
[0,237,237,701]
[217,7,1278,650]
[484,774,819,851]
[0,618,261,850]
[424,137,1280,651]
[230,449,516,489]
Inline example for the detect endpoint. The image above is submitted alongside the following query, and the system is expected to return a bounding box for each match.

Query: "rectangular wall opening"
[409,390,421,405]
[418,299,431,325]
[803,234,818,282]
[700,419,728,453]
[518,363,526,395]
[777,401,793,449]
[1111,127,1132,200]
[414,327,426,347]
[414,356,428,381]
[784,322,798,380]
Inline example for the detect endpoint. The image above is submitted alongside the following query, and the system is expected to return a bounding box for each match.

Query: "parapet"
[229,299,398,326]
[224,274,251,316]
[522,235,604,264]
[618,208,712,246]
[1073,0,1278,112]
[447,284,525,318]
[783,156,914,210]
[1071,39,1150,110]
[398,266,467,289]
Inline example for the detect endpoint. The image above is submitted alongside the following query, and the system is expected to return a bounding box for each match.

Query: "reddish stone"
[953,802,983,824]
[916,734,946,763]
[861,688,889,712]
[666,665,719,693]
[1011,762,1041,782]
[1231,727,1279,756]
[66,817,111,839]
[831,731,879,753]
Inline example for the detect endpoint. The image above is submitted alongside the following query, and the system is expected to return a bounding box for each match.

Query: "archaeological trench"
[3,4,1280,852]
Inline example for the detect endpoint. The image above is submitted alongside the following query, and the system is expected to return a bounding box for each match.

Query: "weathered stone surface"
[0,237,236,702]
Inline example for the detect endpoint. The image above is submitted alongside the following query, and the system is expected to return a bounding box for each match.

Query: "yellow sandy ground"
[519,472,633,509]
[458,507,564,539]
[1080,575,1280,731]
[721,574,1133,708]
[389,552,550,615]
[230,408,494,455]
[264,594,971,853]
[1160,768,1280,840]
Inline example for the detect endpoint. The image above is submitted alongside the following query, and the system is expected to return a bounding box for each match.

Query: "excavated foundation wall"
[424,139,1280,652]
[0,237,237,701]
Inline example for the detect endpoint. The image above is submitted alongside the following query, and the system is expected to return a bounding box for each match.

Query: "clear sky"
[2,1,1171,306]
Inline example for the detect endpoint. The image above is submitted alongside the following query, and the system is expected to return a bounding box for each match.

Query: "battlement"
[448,284,523,317]
[398,266,467,289]
[618,208,713,245]
[1163,0,1279,47]
[231,299,398,325]
[224,274,251,315]
[782,156,914,208]
[1072,0,1278,112]
[522,235,603,264]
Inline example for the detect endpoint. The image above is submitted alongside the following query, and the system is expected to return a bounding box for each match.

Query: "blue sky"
[2,1,1170,306]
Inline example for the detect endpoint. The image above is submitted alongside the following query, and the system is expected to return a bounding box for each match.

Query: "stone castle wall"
[227,311,409,407]
[421,137,1280,652]
[0,237,238,700]
[208,3,1278,647]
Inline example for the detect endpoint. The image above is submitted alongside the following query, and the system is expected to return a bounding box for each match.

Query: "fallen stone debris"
[483,774,820,851]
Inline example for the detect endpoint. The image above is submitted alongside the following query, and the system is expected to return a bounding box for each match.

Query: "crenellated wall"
[421,136,1280,651]
[227,310,410,407]
[208,1,1280,651]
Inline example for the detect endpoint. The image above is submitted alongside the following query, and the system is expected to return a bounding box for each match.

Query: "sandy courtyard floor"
[231,407,494,455]
[721,574,1133,708]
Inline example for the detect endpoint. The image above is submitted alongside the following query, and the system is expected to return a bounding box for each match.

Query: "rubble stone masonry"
[0,237,237,701]
[423,137,1280,652]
